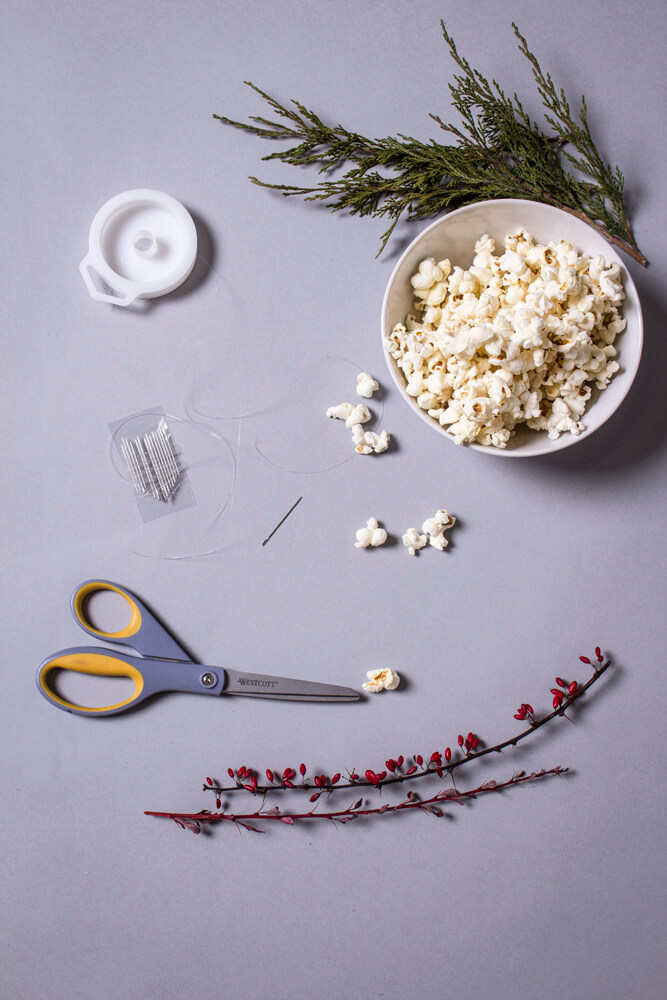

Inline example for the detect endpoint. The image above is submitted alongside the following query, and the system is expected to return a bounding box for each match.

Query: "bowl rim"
[380,198,644,458]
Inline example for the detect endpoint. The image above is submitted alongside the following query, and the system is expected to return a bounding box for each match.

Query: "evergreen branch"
[214,23,646,265]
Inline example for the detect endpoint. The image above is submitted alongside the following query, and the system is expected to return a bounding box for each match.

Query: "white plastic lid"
[80,189,198,306]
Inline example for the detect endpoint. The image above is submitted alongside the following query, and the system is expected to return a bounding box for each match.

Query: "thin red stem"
[146,767,568,829]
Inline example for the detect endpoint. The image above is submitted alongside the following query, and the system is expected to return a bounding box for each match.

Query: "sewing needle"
[262,497,303,546]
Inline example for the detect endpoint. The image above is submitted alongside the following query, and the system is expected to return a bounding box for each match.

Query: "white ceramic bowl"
[381,199,643,456]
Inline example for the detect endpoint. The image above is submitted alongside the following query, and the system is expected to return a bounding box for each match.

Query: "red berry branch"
[145,648,610,833]
[147,767,568,834]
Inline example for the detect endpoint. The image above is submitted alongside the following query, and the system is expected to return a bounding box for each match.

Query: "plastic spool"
[80,189,198,306]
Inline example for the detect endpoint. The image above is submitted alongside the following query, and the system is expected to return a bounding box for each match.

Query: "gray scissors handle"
[70,580,190,661]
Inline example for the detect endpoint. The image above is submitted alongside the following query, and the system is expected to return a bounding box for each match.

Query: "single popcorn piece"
[351,424,391,454]
[354,517,388,548]
[402,527,428,555]
[422,509,456,550]
[325,401,372,427]
[362,668,401,693]
[344,403,372,429]
[386,232,626,447]
[356,372,380,398]
[326,402,353,421]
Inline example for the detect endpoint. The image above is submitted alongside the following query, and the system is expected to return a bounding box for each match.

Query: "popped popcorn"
[327,374,391,455]
[326,402,353,421]
[385,232,626,447]
[402,527,428,555]
[351,425,391,454]
[345,403,372,428]
[422,509,456,550]
[325,402,371,428]
[362,668,401,693]
[354,517,388,548]
[356,372,380,398]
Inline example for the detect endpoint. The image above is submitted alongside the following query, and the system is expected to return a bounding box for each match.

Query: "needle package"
[109,409,197,522]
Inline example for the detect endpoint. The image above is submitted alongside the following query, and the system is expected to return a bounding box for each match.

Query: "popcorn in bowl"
[382,207,638,454]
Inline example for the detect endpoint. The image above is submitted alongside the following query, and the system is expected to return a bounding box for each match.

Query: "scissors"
[36,579,360,717]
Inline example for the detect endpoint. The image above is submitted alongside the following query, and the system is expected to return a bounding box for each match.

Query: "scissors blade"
[222,669,360,702]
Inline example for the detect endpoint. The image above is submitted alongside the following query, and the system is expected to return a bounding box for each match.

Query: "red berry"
[569,681,578,694]
[396,756,404,768]
[266,769,274,783]
[445,747,452,762]
[415,755,424,766]
[227,768,234,778]
[206,777,213,786]
[406,765,418,775]
[580,656,591,664]
[386,759,396,772]
[553,696,561,709]
[556,677,567,688]
[457,735,464,747]
[331,773,341,784]
[299,763,307,776]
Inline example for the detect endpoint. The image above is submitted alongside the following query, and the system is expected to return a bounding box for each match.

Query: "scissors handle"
[36,647,226,717]
[71,580,190,661]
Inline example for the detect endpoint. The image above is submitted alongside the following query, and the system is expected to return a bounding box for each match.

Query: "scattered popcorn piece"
[402,527,428,555]
[362,668,401,693]
[344,403,372,429]
[326,402,353,420]
[351,424,391,454]
[354,517,388,548]
[385,233,626,447]
[422,509,456,550]
[356,372,380,398]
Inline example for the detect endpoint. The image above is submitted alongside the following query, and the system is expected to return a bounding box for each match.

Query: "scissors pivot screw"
[200,672,217,688]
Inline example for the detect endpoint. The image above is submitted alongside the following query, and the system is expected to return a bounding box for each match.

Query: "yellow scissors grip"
[37,649,145,716]
[71,581,143,640]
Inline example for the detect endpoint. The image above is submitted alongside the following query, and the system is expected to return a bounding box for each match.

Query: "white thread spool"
[79,189,197,306]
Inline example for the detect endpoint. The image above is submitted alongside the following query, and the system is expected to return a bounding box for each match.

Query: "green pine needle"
[214,22,646,265]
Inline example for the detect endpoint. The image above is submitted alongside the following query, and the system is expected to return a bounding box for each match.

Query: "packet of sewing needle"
[109,408,197,522]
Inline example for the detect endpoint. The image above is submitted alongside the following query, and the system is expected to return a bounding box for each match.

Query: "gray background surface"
[2,2,666,998]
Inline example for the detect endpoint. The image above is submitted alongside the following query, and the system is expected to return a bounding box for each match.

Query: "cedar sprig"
[214,22,646,265]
